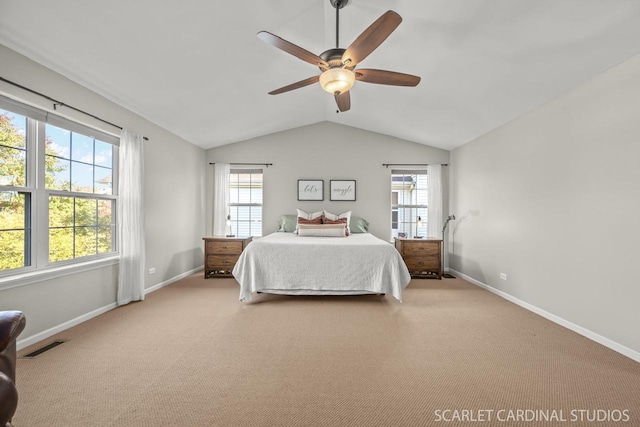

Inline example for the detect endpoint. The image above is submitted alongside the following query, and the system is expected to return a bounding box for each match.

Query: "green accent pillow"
[277,215,298,232]
[349,216,369,233]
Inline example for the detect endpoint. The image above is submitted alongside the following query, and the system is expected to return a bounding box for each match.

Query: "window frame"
[228,168,263,238]
[391,169,429,239]
[0,95,120,283]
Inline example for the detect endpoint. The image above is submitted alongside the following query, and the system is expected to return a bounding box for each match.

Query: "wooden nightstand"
[203,236,252,278]
[394,237,442,279]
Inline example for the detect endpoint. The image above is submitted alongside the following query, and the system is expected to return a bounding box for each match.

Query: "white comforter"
[232,232,411,302]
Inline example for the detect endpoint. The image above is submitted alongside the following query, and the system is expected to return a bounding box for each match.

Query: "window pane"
[97,226,113,253]
[47,157,71,190]
[94,166,112,194]
[229,206,238,222]
[416,207,428,238]
[0,230,27,270]
[397,207,411,236]
[45,124,71,159]
[75,198,97,226]
[71,162,94,193]
[75,226,97,258]
[0,109,26,148]
[236,206,250,221]
[235,222,250,238]
[94,140,112,168]
[49,195,113,262]
[229,174,238,204]
[250,206,262,237]
[0,191,29,271]
[238,190,250,204]
[1,109,27,186]
[49,196,74,227]
[71,133,93,163]
[49,227,73,262]
[415,174,428,205]
[97,199,113,225]
[0,146,26,187]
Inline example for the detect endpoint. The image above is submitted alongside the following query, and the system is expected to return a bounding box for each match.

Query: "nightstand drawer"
[403,243,440,257]
[207,254,240,268]
[206,241,243,254]
[403,256,440,271]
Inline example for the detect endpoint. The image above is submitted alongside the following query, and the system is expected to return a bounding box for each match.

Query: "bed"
[232,232,411,302]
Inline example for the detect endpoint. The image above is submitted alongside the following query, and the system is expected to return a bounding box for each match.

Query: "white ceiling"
[2,0,640,151]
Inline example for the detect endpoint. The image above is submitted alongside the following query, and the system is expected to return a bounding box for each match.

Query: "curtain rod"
[209,162,273,168]
[0,76,149,141]
[382,163,448,168]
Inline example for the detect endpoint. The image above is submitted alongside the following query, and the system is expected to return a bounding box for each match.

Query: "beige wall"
[449,53,640,356]
[0,44,206,345]
[206,122,450,242]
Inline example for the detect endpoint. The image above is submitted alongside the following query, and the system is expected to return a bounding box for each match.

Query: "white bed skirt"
[232,232,411,302]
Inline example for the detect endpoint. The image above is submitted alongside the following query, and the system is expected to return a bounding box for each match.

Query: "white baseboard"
[144,265,204,295]
[17,303,117,350]
[450,269,640,363]
[16,265,205,351]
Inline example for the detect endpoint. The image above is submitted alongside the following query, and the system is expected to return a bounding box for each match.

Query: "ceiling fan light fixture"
[319,67,355,95]
[258,3,419,111]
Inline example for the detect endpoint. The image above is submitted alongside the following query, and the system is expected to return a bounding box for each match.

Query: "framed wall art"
[298,179,324,201]
[330,180,356,201]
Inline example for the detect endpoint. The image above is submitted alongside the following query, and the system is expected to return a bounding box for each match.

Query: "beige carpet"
[13,274,640,426]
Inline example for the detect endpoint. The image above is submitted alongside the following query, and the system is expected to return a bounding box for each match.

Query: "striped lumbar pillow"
[296,223,347,237]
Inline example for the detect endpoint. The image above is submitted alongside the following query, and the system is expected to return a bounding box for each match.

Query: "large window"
[0,96,118,276]
[228,169,262,237]
[391,170,428,238]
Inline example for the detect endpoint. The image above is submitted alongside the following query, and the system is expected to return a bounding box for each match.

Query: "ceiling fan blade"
[355,69,421,86]
[268,75,320,95]
[257,31,329,69]
[335,91,351,112]
[341,11,402,67]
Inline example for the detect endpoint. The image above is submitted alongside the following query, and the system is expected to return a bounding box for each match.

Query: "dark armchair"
[0,311,26,427]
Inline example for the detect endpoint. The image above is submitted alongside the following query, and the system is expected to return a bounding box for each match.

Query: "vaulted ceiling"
[2,0,640,150]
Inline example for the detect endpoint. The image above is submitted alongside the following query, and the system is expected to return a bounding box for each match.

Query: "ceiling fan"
[257,0,421,112]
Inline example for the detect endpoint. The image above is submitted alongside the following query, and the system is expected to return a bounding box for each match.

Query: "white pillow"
[297,208,323,220]
[296,223,347,237]
[323,210,351,233]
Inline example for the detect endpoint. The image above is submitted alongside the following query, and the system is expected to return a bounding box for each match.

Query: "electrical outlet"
[148,268,156,275]
[500,273,507,281]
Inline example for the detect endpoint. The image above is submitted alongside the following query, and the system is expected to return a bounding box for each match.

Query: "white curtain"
[213,163,230,236]
[117,129,146,305]
[427,164,443,239]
